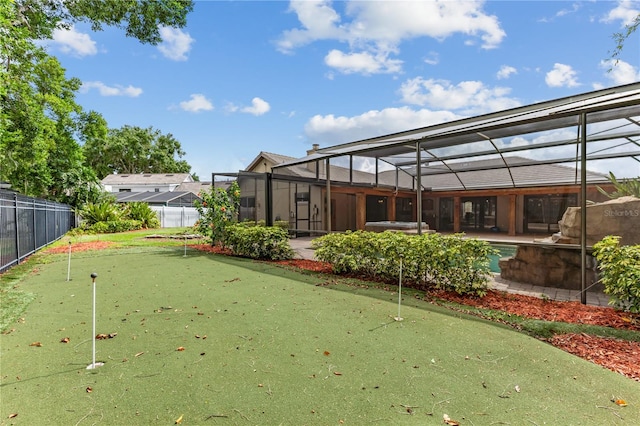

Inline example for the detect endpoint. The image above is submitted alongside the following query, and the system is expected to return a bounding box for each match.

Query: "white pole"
[395,257,403,321]
[87,272,104,370]
[184,235,187,257]
[66,241,71,281]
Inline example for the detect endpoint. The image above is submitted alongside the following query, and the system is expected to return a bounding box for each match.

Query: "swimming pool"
[488,244,517,273]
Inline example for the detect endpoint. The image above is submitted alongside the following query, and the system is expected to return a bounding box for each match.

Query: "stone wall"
[499,244,601,291]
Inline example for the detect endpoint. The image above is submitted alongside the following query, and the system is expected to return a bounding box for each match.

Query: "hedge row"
[224,224,294,260]
[311,231,497,296]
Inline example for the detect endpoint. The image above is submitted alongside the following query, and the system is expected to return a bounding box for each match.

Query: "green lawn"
[1,236,639,425]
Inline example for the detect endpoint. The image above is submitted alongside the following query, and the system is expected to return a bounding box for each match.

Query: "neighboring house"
[101,173,194,193]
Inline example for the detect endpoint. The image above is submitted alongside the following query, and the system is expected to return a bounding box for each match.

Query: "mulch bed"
[44,241,115,254]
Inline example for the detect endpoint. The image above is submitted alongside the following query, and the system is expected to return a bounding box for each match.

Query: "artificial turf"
[1,245,639,425]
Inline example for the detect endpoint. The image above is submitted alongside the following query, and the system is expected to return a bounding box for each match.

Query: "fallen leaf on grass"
[615,399,628,407]
[176,346,185,351]
[134,352,144,357]
[323,351,330,356]
[60,337,70,343]
[333,371,342,376]
[175,414,183,424]
[8,413,18,419]
[86,387,92,393]
[96,333,117,340]
[443,414,460,425]
[29,342,42,347]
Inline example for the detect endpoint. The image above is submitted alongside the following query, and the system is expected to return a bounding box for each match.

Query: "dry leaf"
[134,352,144,357]
[515,385,521,393]
[323,351,330,356]
[86,387,93,393]
[615,399,628,407]
[443,414,460,426]
[176,346,185,351]
[175,414,183,424]
[96,334,108,340]
[333,371,342,376]
[8,413,18,419]
[60,337,70,343]
[29,342,42,347]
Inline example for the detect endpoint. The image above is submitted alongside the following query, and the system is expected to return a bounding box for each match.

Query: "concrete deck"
[288,234,610,307]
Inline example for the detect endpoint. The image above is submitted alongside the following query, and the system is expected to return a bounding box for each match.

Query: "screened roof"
[273,83,640,189]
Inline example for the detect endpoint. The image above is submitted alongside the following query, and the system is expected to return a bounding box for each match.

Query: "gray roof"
[114,191,201,206]
[273,83,640,189]
[102,173,192,186]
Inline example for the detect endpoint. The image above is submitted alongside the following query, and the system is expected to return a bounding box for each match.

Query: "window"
[240,197,255,208]
[295,192,310,202]
[119,188,131,192]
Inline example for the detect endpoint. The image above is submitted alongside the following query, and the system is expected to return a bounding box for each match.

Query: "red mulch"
[44,241,115,254]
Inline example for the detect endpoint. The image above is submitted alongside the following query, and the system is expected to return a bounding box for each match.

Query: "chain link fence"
[0,190,74,273]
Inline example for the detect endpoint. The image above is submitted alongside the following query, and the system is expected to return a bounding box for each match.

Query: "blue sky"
[47,0,640,180]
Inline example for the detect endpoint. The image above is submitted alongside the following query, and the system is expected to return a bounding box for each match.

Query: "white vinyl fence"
[151,206,201,228]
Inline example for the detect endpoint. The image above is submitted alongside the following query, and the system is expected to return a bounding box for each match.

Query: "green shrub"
[224,224,294,260]
[87,220,143,234]
[81,201,121,225]
[593,236,640,312]
[123,202,160,228]
[311,231,496,297]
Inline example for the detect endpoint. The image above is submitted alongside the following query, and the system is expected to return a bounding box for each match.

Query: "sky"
[47,0,640,181]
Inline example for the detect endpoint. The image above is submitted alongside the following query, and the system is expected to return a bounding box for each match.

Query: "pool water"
[488,244,517,273]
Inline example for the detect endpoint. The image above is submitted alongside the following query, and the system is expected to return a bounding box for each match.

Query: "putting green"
[1,247,638,425]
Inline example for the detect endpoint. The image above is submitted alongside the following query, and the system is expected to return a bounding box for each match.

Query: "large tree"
[84,125,191,177]
[1,0,193,205]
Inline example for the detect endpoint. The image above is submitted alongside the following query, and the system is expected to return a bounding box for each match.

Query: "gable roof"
[245,152,297,172]
[101,173,193,186]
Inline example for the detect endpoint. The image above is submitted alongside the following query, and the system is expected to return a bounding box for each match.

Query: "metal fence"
[0,190,74,273]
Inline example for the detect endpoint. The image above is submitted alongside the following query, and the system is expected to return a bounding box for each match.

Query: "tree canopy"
[1,0,194,207]
[84,125,191,178]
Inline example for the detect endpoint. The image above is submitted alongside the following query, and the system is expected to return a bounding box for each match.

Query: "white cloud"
[51,25,97,56]
[599,59,640,85]
[179,94,213,112]
[158,27,194,61]
[80,81,142,97]
[324,49,402,74]
[497,65,517,80]
[398,77,521,115]
[304,106,459,146]
[601,0,640,26]
[424,51,439,66]
[241,97,271,116]
[277,0,505,75]
[545,63,580,88]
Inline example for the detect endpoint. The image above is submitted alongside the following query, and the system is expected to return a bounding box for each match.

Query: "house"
[214,83,640,237]
[101,173,194,193]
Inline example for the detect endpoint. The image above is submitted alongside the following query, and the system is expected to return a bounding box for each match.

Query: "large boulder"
[558,196,640,246]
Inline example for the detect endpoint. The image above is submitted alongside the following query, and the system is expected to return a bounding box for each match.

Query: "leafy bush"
[593,236,640,312]
[81,201,121,225]
[195,182,240,246]
[87,220,143,234]
[123,202,160,228]
[311,231,497,296]
[224,224,294,260]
